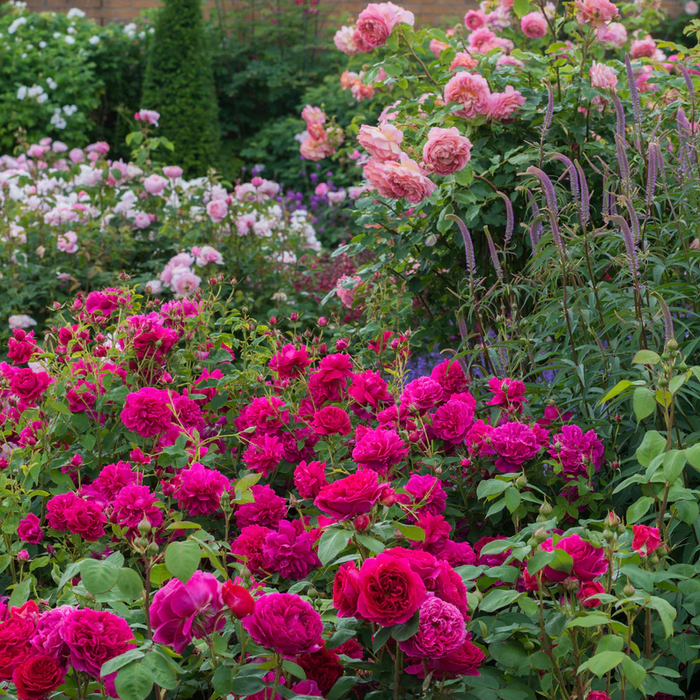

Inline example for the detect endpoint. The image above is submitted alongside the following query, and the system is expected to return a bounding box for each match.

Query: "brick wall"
[24,0,474,25]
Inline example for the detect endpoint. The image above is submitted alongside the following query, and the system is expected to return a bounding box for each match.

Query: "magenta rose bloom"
[314,470,382,520]
[294,460,328,499]
[89,461,138,502]
[263,520,321,580]
[490,422,542,473]
[356,553,427,626]
[30,606,73,660]
[348,370,393,414]
[12,655,65,700]
[269,344,312,379]
[399,595,466,658]
[404,474,447,518]
[175,462,230,516]
[112,484,163,531]
[231,524,272,575]
[632,525,663,556]
[150,571,225,654]
[333,561,361,617]
[428,560,469,619]
[352,427,408,473]
[63,498,106,541]
[242,593,324,658]
[236,485,287,529]
[241,434,285,477]
[549,424,605,478]
[486,377,527,411]
[312,406,352,435]
[430,359,470,399]
[17,514,43,544]
[61,608,135,679]
[401,376,443,415]
[10,368,52,405]
[120,387,172,438]
[541,534,608,583]
[432,399,474,444]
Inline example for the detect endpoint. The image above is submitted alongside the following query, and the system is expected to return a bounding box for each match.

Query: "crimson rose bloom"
[586,693,612,700]
[333,561,361,617]
[296,647,344,694]
[352,427,408,473]
[10,368,51,404]
[0,613,35,680]
[222,582,255,619]
[294,461,328,499]
[12,655,65,700]
[314,470,382,520]
[312,406,352,435]
[120,387,172,438]
[432,399,474,443]
[632,525,663,556]
[541,534,608,583]
[399,595,466,658]
[17,513,43,544]
[429,638,485,678]
[577,581,605,608]
[242,593,324,658]
[356,553,427,626]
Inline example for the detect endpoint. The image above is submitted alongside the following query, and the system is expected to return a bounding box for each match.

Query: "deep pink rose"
[10,368,51,404]
[404,474,447,517]
[12,656,65,700]
[150,571,224,654]
[294,461,328,499]
[315,470,382,520]
[62,608,135,679]
[175,462,230,516]
[399,595,466,658]
[423,127,472,176]
[577,581,605,608]
[231,524,273,575]
[428,638,485,678]
[263,520,321,579]
[356,553,427,626]
[549,425,604,478]
[242,593,324,658]
[352,427,408,473]
[432,399,474,443]
[541,534,608,583]
[235,485,287,529]
[312,406,352,435]
[17,514,43,544]
[333,561,361,617]
[632,525,663,556]
[490,422,542,472]
[120,387,172,438]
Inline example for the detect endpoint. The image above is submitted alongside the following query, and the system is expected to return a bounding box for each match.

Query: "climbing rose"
[175,462,230,516]
[399,596,466,658]
[120,387,172,437]
[444,71,491,118]
[422,127,472,176]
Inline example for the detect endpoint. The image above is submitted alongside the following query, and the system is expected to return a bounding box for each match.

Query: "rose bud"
[353,515,371,532]
[222,581,256,619]
[379,485,398,507]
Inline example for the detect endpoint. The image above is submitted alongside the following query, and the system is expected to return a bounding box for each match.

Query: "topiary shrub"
[141,0,220,175]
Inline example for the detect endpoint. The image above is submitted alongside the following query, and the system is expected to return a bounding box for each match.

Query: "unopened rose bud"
[516,475,528,489]
[623,582,636,597]
[220,491,231,513]
[317,317,328,327]
[563,577,580,591]
[137,517,152,536]
[147,542,159,557]
[605,511,621,528]
[354,515,370,532]
[534,527,548,543]
[667,338,679,351]
[290,312,299,321]
[650,553,660,566]
[269,316,277,325]
[603,528,614,542]
[336,338,349,351]
[17,549,30,561]
[379,485,398,507]
[539,502,552,517]
[222,580,256,619]
[614,414,622,423]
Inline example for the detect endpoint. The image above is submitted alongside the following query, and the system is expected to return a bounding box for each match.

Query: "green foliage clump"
[142,0,220,176]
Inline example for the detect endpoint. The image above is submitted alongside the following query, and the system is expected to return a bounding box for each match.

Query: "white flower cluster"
[17,84,47,103]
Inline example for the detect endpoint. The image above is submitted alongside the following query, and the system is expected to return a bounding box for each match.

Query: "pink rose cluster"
[444,71,525,121]
[299,105,345,162]
[333,3,414,55]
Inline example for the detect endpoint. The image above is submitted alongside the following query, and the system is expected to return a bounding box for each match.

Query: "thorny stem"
[400,31,438,87]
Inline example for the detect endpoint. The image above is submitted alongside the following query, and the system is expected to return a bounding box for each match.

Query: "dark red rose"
[356,552,426,626]
[333,561,361,617]
[222,581,256,619]
[577,581,605,608]
[314,470,382,520]
[312,406,352,436]
[296,647,344,694]
[12,655,65,700]
[0,614,36,680]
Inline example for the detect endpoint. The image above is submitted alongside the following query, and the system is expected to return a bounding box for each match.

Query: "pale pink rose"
[334,25,360,54]
[596,21,627,47]
[132,212,151,229]
[300,136,333,161]
[348,185,367,199]
[451,51,479,70]
[351,81,375,102]
[9,315,36,330]
[52,141,68,153]
[57,230,78,254]
[135,109,160,126]
[430,39,449,57]
[161,253,194,286]
[464,9,487,29]
[363,159,398,198]
[520,12,548,38]
[590,62,618,89]
[357,123,404,162]
[497,54,524,68]
[328,189,347,204]
[685,0,699,13]
[379,153,436,203]
[236,213,256,235]
[193,245,224,266]
[69,148,84,164]
[336,275,362,308]
[635,65,656,93]
[422,127,472,175]
[631,35,656,58]
[28,144,49,159]
[206,199,228,222]
[163,165,183,179]
[315,182,330,197]
[467,27,502,53]
[143,174,168,195]
[574,0,618,27]
[301,105,326,127]
[444,71,491,118]
[355,4,395,48]
[487,86,525,120]
[171,269,202,296]
[386,2,414,26]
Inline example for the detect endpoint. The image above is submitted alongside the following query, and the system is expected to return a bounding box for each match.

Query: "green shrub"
[142,0,220,176]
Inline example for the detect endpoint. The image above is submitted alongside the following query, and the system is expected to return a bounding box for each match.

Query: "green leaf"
[650,596,677,638]
[82,559,120,595]
[164,540,201,583]
[229,674,266,696]
[101,649,146,677]
[633,387,657,421]
[621,656,647,689]
[585,651,626,677]
[565,613,611,629]
[395,523,425,542]
[633,350,661,365]
[149,563,172,587]
[8,577,32,609]
[318,528,350,566]
[479,589,521,613]
[599,380,633,404]
[685,443,700,471]
[504,487,521,513]
[663,450,686,484]
[327,676,359,700]
[512,0,531,17]
[477,480,510,499]
[489,641,528,669]
[391,614,419,641]
[527,550,556,575]
[117,568,144,600]
[627,496,654,524]
[115,660,154,700]
[282,660,306,680]
[372,626,391,653]
[636,431,666,467]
